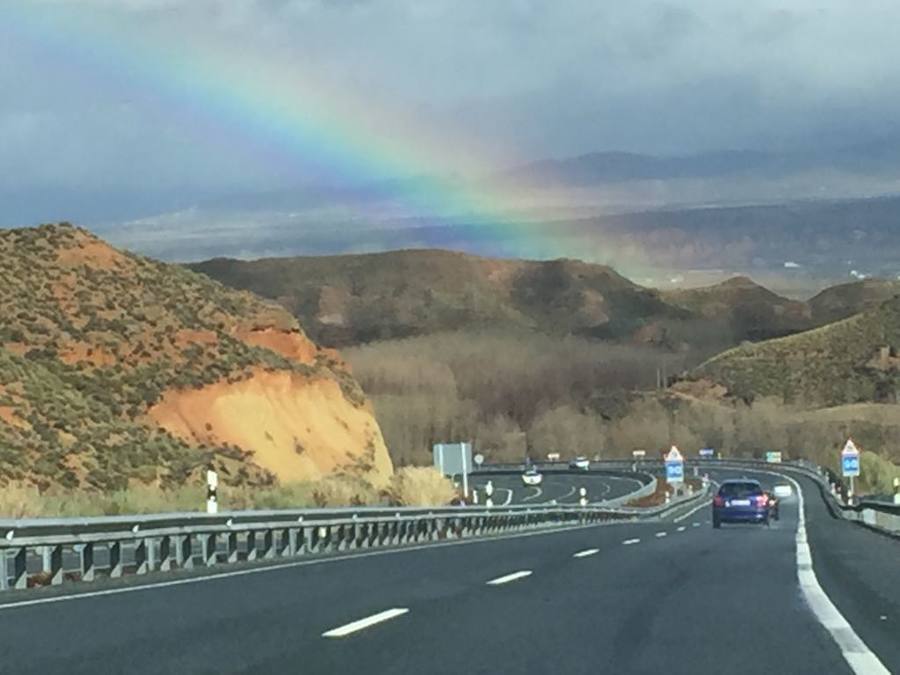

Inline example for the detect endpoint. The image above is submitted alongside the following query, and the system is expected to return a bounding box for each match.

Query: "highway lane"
[470,471,644,506]
[0,466,893,674]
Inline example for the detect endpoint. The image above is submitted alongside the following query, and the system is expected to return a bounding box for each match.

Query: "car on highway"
[521,466,543,486]
[713,479,771,528]
[569,456,590,470]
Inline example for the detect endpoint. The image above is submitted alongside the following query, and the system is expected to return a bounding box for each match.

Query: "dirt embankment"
[149,369,392,485]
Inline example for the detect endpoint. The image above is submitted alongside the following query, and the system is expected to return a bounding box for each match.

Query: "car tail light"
[755,495,768,507]
[713,495,725,507]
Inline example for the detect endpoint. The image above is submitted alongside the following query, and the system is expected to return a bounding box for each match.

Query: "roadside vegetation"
[0,468,456,517]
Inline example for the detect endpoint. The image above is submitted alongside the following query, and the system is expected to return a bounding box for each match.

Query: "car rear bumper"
[714,507,768,522]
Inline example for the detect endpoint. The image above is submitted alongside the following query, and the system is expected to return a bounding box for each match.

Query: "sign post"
[434,442,473,498]
[840,439,861,503]
[206,469,218,514]
[665,446,684,486]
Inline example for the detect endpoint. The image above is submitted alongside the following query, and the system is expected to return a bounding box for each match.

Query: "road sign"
[474,453,484,468]
[547,452,561,461]
[699,448,715,458]
[434,442,473,497]
[632,450,646,459]
[841,439,860,478]
[765,451,783,464]
[665,446,684,484]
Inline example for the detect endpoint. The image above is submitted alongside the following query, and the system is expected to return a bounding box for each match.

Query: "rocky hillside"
[808,279,900,324]
[0,224,391,491]
[691,296,900,407]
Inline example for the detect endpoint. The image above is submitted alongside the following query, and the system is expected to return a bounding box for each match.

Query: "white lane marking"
[573,548,599,558]
[486,570,533,586]
[622,538,641,546]
[322,608,409,638]
[708,466,890,674]
[556,486,577,502]
[498,488,514,507]
[672,484,718,523]
[0,518,626,611]
[781,473,889,674]
[692,523,701,528]
[676,526,687,532]
[522,487,543,502]
[655,532,667,538]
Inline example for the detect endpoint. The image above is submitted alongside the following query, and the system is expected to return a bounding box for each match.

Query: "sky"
[3,1,900,226]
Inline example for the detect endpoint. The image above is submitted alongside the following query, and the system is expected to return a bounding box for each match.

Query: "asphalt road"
[0,467,895,674]
[470,471,644,506]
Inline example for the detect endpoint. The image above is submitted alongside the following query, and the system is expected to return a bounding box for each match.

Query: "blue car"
[713,479,770,528]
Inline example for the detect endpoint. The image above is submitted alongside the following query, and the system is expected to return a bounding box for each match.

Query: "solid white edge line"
[0,518,618,611]
[322,608,409,638]
[573,548,600,558]
[486,570,532,586]
[622,538,640,545]
[780,473,890,675]
[708,466,889,674]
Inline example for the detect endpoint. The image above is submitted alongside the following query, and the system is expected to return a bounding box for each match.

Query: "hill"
[691,296,900,407]
[190,250,688,346]
[663,276,814,343]
[808,279,900,324]
[0,224,391,491]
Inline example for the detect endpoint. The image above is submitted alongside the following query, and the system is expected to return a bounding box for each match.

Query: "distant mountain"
[498,141,900,187]
[188,250,849,355]
[190,250,687,346]
[0,224,390,491]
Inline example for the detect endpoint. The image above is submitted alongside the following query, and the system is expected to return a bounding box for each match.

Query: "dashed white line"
[655,532,667,538]
[692,522,701,528]
[573,548,599,558]
[322,608,409,638]
[622,538,641,546]
[676,526,687,532]
[486,570,533,586]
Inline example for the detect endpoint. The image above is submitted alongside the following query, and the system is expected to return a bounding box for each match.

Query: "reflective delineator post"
[894,477,900,506]
[207,469,218,514]
[579,487,587,507]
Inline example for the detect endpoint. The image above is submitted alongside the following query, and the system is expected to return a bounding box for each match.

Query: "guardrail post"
[201,533,216,567]
[0,551,7,590]
[135,539,149,575]
[286,529,298,556]
[12,547,27,589]
[263,529,275,559]
[159,536,173,571]
[176,534,193,569]
[79,543,95,582]
[109,541,123,578]
[49,544,63,585]
[246,531,258,561]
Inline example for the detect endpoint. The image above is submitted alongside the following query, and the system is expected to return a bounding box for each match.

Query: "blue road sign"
[666,460,684,483]
[699,448,715,458]
[841,439,860,478]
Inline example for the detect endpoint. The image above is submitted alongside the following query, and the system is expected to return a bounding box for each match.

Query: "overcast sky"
[4,1,900,202]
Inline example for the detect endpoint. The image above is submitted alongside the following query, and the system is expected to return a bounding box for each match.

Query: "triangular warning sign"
[666,445,683,461]
[841,439,860,455]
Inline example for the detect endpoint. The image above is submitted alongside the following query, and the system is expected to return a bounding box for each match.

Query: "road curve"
[0,467,895,674]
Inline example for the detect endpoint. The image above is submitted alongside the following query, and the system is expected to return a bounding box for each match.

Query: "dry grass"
[385,467,457,507]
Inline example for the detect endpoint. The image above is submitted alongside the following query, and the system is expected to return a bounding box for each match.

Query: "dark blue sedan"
[713,479,771,528]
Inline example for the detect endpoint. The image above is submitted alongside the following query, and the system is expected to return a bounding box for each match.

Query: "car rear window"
[719,482,761,498]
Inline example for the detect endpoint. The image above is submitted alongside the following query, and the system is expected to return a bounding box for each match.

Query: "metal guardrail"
[0,483,708,592]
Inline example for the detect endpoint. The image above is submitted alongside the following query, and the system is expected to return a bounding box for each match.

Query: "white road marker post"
[206,469,218,514]
[485,480,494,508]
[579,487,587,507]
[894,477,900,505]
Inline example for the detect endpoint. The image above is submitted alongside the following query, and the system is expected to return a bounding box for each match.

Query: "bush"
[386,467,457,506]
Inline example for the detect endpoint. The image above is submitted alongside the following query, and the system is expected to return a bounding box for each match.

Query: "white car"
[569,456,590,470]
[773,484,792,498]
[522,467,543,486]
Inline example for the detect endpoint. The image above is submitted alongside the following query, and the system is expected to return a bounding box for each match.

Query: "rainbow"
[4,4,598,261]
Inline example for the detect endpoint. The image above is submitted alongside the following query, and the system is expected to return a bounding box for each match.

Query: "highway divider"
[0,482,707,593]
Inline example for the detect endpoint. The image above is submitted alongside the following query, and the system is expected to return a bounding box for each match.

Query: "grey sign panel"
[433,442,473,477]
